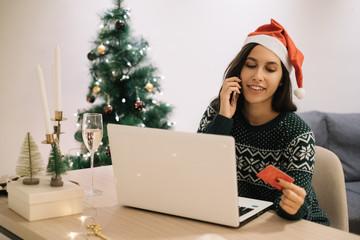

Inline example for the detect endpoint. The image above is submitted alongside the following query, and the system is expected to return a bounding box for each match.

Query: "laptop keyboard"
[239,207,254,216]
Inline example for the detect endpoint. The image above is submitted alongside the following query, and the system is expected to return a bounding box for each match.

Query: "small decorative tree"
[47,142,67,187]
[16,132,44,185]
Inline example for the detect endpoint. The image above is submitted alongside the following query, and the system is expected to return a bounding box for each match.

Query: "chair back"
[312,146,349,231]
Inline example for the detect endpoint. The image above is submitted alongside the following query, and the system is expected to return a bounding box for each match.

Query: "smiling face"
[240,44,283,110]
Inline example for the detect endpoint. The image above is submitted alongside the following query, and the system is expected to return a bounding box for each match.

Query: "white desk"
[1,166,359,240]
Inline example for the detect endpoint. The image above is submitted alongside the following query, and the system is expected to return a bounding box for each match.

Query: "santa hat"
[243,19,305,99]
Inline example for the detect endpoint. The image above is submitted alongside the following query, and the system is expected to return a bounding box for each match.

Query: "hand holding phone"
[229,79,241,104]
[219,77,241,118]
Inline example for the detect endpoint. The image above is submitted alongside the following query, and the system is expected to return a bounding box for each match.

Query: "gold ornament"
[87,223,110,240]
[145,81,154,92]
[97,43,106,55]
[93,85,101,94]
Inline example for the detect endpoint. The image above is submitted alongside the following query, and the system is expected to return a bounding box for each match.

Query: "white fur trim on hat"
[294,88,305,99]
[243,35,293,74]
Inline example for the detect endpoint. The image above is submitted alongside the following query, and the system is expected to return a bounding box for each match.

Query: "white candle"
[54,44,62,111]
[52,64,56,113]
[36,64,53,134]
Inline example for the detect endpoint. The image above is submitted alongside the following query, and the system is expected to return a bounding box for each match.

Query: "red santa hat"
[243,19,305,99]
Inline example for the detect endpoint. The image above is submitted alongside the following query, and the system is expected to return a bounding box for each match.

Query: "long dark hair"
[215,43,297,113]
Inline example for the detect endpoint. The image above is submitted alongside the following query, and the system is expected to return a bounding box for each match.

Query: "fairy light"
[69,232,77,239]
[80,215,87,223]
[120,75,129,81]
[122,98,126,103]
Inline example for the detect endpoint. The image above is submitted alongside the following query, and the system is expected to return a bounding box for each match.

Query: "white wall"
[1,0,359,177]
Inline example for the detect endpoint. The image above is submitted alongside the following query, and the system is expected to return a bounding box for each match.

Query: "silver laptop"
[107,124,273,227]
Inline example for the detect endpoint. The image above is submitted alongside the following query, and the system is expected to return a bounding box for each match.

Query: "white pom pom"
[294,88,305,99]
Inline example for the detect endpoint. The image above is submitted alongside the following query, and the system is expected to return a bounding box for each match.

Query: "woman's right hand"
[219,77,241,119]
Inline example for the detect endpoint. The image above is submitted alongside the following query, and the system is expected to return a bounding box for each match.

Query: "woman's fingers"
[219,77,242,118]
[220,78,241,100]
[277,179,306,215]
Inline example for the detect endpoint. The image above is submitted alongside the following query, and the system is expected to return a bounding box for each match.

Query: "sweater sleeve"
[274,132,330,226]
[197,101,233,135]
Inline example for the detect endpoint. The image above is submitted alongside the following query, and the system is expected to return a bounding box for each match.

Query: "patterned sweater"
[197,101,330,225]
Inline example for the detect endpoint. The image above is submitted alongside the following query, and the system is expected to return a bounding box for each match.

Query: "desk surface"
[1,166,359,240]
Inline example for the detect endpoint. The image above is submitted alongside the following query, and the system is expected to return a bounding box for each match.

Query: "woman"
[197,19,329,225]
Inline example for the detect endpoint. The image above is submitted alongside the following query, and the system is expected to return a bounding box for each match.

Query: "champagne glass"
[82,113,103,196]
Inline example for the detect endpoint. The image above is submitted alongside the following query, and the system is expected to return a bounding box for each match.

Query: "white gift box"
[7,178,84,221]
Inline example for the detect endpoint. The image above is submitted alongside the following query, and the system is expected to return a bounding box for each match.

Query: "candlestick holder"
[41,111,68,187]
[52,110,67,142]
[41,133,55,144]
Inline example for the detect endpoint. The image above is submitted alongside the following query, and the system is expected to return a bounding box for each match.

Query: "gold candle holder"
[51,111,67,142]
[41,111,67,187]
[55,110,63,121]
[41,133,55,144]
[42,111,67,156]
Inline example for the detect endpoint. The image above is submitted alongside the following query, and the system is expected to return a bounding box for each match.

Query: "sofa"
[298,111,360,235]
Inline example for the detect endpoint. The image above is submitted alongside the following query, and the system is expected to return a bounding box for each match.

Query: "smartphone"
[230,81,241,104]
[230,92,237,104]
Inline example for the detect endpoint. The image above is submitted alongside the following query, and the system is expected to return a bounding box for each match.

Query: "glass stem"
[91,152,94,190]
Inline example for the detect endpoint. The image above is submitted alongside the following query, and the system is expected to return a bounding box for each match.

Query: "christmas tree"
[47,142,67,186]
[71,0,173,168]
[16,132,44,185]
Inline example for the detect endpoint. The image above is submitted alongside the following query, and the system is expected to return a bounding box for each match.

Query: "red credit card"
[256,165,294,190]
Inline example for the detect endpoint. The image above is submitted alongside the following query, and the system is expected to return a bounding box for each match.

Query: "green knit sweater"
[197,101,330,226]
